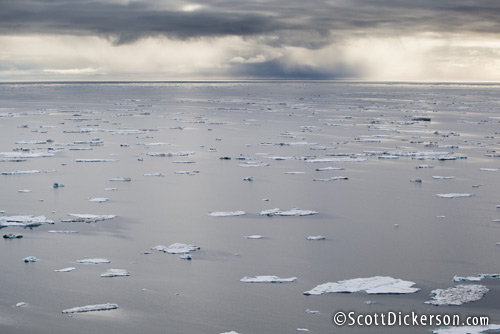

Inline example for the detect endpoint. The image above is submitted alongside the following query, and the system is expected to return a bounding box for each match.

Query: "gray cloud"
[2,0,500,47]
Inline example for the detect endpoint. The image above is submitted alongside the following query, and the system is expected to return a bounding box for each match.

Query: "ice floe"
[303,276,419,295]
[55,267,76,272]
[23,256,39,263]
[75,258,110,264]
[88,198,109,203]
[307,236,325,240]
[62,303,119,314]
[146,151,194,157]
[426,285,488,306]
[109,177,131,182]
[313,176,348,182]
[259,208,318,217]
[15,302,28,307]
[100,269,130,277]
[64,214,117,223]
[431,324,500,334]
[3,233,23,239]
[75,159,117,162]
[315,167,345,171]
[245,235,263,239]
[436,193,474,198]
[432,176,455,179]
[479,168,499,172]
[0,215,54,229]
[152,243,200,254]
[48,230,78,233]
[1,170,41,175]
[240,275,297,283]
[144,172,165,177]
[453,274,500,282]
[305,157,367,163]
[208,211,246,217]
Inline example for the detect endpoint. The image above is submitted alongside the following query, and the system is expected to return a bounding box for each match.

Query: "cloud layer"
[1,0,500,80]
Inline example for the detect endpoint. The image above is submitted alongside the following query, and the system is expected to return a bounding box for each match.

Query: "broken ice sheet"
[425,285,488,306]
[208,211,246,217]
[259,208,318,217]
[431,324,500,334]
[303,276,419,295]
[100,269,130,277]
[436,193,474,198]
[62,303,119,314]
[152,243,200,254]
[240,275,297,283]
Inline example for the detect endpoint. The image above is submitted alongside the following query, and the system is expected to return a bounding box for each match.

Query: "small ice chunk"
[315,167,345,171]
[18,189,31,193]
[0,215,53,229]
[313,176,348,182]
[426,285,488,306]
[143,172,165,177]
[284,171,305,174]
[48,230,78,233]
[23,256,39,263]
[436,193,474,198]
[305,157,367,163]
[304,276,419,295]
[100,269,130,277]
[62,303,119,314]
[243,176,253,181]
[453,275,484,282]
[307,236,325,240]
[305,309,319,314]
[208,211,246,217]
[75,159,117,162]
[180,254,192,260]
[109,177,131,181]
[432,176,455,179]
[416,165,434,169]
[88,198,109,203]
[152,243,200,254]
[245,235,263,239]
[240,275,297,283]
[260,208,318,216]
[431,324,500,334]
[55,267,76,272]
[15,302,28,307]
[75,258,110,264]
[105,188,118,191]
[479,168,500,172]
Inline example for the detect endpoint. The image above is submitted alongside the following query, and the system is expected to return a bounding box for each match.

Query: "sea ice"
[432,176,456,179]
[307,236,325,240]
[109,177,131,181]
[75,258,110,264]
[152,243,200,254]
[208,211,246,217]
[62,303,119,314]
[305,157,367,163]
[479,168,499,172]
[1,170,40,175]
[64,214,117,223]
[431,324,500,334]
[75,159,117,162]
[23,256,39,263]
[453,275,484,282]
[259,208,318,217]
[55,267,76,272]
[245,235,263,239]
[100,269,130,277]
[48,230,78,233]
[425,285,488,306]
[3,233,23,239]
[315,167,345,171]
[146,151,194,157]
[313,176,348,182]
[15,302,28,307]
[436,193,474,198]
[0,215,54,229]
[88,198,109,203]
[143,173,165,177]
[240,275,297,283]
[303,276,419,295]
[180,254,192,260]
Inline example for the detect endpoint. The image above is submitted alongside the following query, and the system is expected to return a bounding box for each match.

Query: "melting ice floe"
[425,285,488,306]
[303,276,419,295]
[208,211,246,217]
[0,215,54,229]
[259,208,318,217]
[55,267,76,272]
[63,214,116,223]
[100,269,130,277]
[62,303,119,314]
[240,276,297,283]
[152,243,200,254]
[75,258,110,264]
[436,193,474,198]
[431,324,500,334]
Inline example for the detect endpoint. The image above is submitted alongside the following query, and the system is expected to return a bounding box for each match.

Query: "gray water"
[1,81,500,333]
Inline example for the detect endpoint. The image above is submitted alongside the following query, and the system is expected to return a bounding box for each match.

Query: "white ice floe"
[315,167,345,171]
[426,285,488,306]
[2,170,41,175]
[305,309,319,314]
[303,276,419,295]
[307,236,325,240]
[284,171,305,174]
[259,208,318,217]
[100,269,130,277]
[75,159,117,162]
[55,267,76,272]
[479,168,499,172]
[436,193,474,198]
[15,302,28,307]
[431,324,500,334]
[88,198,109,203]
[219,331,241,334]
[18,189,31,193]
[152,243,200,254]
[64,214,117,223]
[432,176,456,179]
[0,215,54,229]
[240,275,297,283]
[239,161,270,167]
[174,171,199,175]
[23,256,39,263]
[305,157,367,163]
[208,211,246,217]
[75,258,110,264]
[245,235,263,239]
[48,230,78,233]
[313,176,348,182]
[109,177,131,181]
[146,151,194,157]
[416,164,434,169]
[143,172,165,177]
[453,274,500,282]
[62,303,119,314]
[0,151,55,158]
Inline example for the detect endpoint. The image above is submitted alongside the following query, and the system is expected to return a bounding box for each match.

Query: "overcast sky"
[1,0,499,81]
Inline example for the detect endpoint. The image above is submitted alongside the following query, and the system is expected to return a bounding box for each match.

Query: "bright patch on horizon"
[181,4,203,12]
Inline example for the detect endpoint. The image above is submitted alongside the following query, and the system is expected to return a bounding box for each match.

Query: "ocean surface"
[1,81,500,334]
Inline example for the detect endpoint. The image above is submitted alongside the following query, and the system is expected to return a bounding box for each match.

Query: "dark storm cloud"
[2,0,500,47]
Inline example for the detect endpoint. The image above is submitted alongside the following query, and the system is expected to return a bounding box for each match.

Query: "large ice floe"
[63,214,117,223]
[303,276,419,295]
[62,303,119,314]
[259,208,318,217]
[436,193,474,198]
[0,215,54,229]
[425,285,488,306]
[208,211,246,217]
[240,275,297,283]
[152,243,200,254]
[100,269,130,277]
[431,324,500,334]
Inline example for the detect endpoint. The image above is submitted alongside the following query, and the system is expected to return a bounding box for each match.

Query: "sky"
[1,0,499,82]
